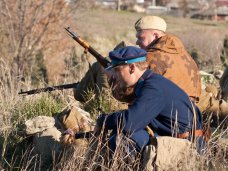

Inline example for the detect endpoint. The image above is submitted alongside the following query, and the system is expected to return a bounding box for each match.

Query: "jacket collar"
[134,69,153,97]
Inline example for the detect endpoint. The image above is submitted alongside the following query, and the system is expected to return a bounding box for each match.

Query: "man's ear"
[153,32,159,39]
[129,64,135,74]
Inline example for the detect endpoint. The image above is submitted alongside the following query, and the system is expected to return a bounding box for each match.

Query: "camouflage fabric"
[112,35,202,103]
[57,105,93,133]
[197,84,228,126]
[146,34,201,99]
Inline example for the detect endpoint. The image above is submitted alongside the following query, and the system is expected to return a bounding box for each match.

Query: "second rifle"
[19,82,79,95]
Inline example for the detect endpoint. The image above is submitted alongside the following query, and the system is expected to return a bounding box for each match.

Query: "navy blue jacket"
[103,69,203,149]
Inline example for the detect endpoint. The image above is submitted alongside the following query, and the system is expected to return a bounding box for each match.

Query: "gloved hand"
[60,128,75,145]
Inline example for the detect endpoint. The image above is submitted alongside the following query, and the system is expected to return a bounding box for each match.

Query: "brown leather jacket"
[146,34,201,99]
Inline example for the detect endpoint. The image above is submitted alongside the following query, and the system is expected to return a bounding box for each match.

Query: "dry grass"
[0,57,68,170]
[0,61,227,170]
[4,127,225,171]
[0,7,228,171]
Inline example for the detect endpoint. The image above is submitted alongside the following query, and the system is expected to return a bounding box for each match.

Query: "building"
[190,0,228,20]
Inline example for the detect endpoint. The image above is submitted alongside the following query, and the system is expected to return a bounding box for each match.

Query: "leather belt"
[177,129,203,139]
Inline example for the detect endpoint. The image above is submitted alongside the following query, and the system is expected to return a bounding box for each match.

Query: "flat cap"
[106,46,147,70]
[135,16,167,32]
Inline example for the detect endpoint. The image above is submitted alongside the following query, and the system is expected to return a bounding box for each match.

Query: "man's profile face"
[136,30,156,50]
[113,64,135,88]
[104,65,132,91]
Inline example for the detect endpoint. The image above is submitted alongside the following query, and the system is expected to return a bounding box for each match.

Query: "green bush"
[1,94,66,170]
[11,94,65,128]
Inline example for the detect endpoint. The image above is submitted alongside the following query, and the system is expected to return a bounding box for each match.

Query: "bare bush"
[0,0,73,80]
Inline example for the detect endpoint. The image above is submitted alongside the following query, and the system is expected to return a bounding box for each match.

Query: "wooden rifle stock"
[65,27,111,68]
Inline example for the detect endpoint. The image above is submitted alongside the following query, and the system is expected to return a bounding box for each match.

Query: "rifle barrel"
[19,82,79,95]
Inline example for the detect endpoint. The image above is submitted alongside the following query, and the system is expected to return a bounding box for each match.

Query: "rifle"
[65,27,111,68]
[18,82,79,95]
[19,28,111,96]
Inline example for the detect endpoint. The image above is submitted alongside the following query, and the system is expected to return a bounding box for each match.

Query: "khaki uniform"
[146,34,201,100]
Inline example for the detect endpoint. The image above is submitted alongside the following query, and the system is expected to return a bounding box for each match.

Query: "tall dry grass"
[0,57,69,170]
[42,126,228,170]
[0,55,228,170]
[0,15,228,169]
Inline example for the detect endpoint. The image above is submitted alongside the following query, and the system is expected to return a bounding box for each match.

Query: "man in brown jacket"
[135,16,201,101]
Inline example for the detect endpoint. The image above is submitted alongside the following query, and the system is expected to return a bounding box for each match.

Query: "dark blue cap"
[106,46,147,70]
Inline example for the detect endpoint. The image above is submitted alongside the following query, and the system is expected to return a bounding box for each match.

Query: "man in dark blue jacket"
[96,46,205,153]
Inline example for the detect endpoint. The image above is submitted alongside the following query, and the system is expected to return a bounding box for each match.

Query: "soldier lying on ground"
[67,46,206,157]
